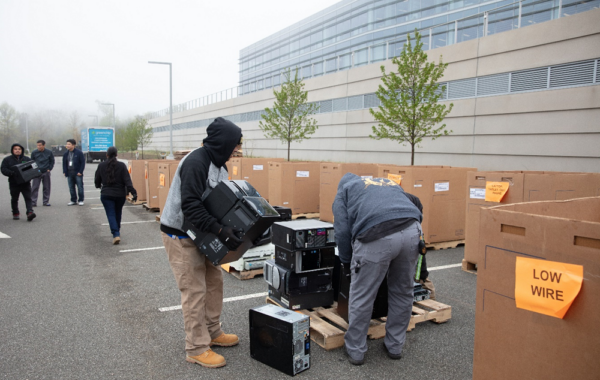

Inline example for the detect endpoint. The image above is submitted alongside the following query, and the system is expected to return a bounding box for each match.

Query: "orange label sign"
[145,169,148,179]
[159,174,165,187]
[485,181,509,202]
[515,257,584,319]
[387,174,402,185]
[233,166,238,176]
[128,166,132,174]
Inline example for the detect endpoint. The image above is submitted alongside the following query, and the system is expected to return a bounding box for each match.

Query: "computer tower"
[272,220,336,250]
[182,180,280,265]
[250,304,310,376]
[275,246,335,273]
[264,259,334,310]
[12,161,42,185]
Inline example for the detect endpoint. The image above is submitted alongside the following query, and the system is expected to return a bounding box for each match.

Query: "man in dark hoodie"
[1,143,37,221]
[333,174,422,365]
[160,117,243,369]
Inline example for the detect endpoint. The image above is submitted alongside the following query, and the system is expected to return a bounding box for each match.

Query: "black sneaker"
[13,214,20,220]
[26,212,36,222]
[43,203,51,206]
[344,344,365,366]
[383,343,402,360]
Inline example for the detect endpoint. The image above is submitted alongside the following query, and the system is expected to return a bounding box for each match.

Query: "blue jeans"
[101,195,126,238]
[67,173,84,202]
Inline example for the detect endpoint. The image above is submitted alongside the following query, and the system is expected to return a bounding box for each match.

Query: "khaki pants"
[161,232,224,356]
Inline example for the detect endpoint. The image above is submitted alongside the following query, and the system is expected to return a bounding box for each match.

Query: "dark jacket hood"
[11,143,25,159]
[202,117,242,168]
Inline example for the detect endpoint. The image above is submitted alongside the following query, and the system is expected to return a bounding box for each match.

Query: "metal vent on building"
[550,60,595,88]
[510,67,548,92]
[319,100,333,113]
[477,73,509,96]
[333,98,348,112]
[364,93,380,108]
[241,113,248,122]
[448,78,476,99]
[434,83,448,100]
[347,95,364,110]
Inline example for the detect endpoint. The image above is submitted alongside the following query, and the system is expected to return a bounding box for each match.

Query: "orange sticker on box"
[485,181,509,202]
[145,169,148,179]
[128,166,132,174]
[159,173,165,187]
[233,166,238,176]
[387,174,402,185]
[515,257,584,319]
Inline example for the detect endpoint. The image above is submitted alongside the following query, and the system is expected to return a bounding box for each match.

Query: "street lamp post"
[23,113,30,155]
[88,115,98,125]
[148,61,174,160]
[101,103,115,128]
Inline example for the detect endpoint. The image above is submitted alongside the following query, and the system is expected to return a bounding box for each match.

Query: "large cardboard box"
[128,160,149,201]
[465,171,600,266]
[319,163,379,223]
[268,161,321,214]
[473,197,600,380]
[378,165,476,244]
[228,157,243,180]
[158,162,180,215]
[241,158,284,202]
[145,160,176,209]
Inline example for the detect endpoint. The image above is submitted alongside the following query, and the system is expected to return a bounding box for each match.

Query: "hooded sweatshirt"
[1,143,32,186]
[332,173,423,264]
[160,117,242,236]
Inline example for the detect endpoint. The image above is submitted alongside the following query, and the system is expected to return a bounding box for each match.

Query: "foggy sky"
[0,0,340,119]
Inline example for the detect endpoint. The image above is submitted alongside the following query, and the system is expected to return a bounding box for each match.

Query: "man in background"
[62,139,85,206]
[31,139,55,207]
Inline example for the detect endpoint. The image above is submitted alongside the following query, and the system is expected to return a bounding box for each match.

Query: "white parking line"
[120,246,164,253]
[92,206,138,210]
[101,220,156,225]
[428,263,462,271]
[0,231,11,238]
[159,292,269,312]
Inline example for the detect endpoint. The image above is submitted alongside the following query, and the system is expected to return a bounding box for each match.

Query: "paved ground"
[0,158,476,379]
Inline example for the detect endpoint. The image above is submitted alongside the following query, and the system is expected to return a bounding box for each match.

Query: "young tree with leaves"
[370,30,453,165]
[259,68,319,161]
[132,116,153,158]
[0,102,20,153]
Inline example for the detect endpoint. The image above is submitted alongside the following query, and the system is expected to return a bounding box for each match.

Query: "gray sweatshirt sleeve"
[333,187,353,264]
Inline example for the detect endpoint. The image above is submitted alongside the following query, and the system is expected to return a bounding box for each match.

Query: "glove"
[218,226,244,251]
[131,194,137,202]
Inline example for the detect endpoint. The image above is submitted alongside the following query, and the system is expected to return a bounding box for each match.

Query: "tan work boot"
[186,349,226,368]
[210,332,239,347]
[113,237,121,245]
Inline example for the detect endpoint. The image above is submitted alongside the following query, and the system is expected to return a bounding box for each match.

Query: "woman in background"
[94,146,137,244]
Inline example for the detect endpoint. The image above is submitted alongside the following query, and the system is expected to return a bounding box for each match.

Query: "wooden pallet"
[143,204,159,212]
[266,297,451,351]
[461,259,477,274]
[426,239,465,251]
[221,264,264,280]
[291,213,320,220]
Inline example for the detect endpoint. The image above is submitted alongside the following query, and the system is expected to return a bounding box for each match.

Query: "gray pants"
[31,171,51,206]
[345,222,420,361]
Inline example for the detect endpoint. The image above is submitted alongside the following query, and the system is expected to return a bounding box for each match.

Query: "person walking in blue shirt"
[31,139,55,207]
[62,139,86,206]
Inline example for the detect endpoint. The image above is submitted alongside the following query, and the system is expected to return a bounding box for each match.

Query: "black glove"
[218,226,244,251]
[131,194,137,202]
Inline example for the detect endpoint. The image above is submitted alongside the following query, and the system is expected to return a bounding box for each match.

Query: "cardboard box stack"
[128,160,149,202]
[158,162,179,215]
[228,157,243,180]
[473,197,600,379]
[268,161,321,215]
[465,171,600,267]
[319,164,475,244]
[145,160,177,209]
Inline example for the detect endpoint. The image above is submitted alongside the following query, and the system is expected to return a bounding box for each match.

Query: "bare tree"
[0,102,20,153]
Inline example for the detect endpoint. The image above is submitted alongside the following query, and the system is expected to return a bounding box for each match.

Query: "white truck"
[80,126,115,163]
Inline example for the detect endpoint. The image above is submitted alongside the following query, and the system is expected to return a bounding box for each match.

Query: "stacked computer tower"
[264,220,336,310]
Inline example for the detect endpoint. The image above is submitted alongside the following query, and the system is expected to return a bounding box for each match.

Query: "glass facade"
[238,0,599,95]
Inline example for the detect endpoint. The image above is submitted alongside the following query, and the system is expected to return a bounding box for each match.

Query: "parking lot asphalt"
[0,158,476,379]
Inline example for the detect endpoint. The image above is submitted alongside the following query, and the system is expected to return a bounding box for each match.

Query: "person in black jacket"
[62,138,86,206]
[94,146,137,245]
[1,143,36,221]
[159,117,243,369]
[31,139,55,207]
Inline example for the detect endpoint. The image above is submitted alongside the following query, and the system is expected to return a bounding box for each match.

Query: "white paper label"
[186,230,196,240]
[435,182,450,192]
[243,176,249,179]
[283,202,289,205]
[296,171,309,178]
[360,175,373,179]
[470,188,486,199]
[414,184,422,188]
[253,165,263,171]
